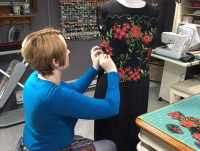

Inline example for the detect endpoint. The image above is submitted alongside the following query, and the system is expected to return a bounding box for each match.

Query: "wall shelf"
[172,0,200,33]
[0,15,36,30]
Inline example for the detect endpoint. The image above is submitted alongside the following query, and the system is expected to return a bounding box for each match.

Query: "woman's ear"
[52,59,59,68]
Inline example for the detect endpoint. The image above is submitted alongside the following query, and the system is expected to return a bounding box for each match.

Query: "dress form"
[116,0,146,8]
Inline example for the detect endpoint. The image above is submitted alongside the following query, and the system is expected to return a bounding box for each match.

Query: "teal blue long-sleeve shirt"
[23,66,120,151]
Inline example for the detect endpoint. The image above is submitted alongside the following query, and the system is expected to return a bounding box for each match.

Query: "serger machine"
[155,32,190,59]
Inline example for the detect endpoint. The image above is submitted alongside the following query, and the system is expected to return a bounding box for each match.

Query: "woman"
[15,28,120,151]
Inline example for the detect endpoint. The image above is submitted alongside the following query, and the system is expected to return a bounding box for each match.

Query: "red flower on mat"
[177,130,184,134]
[101,40,109,47]
[195,142,200,147]
[142,35,152,44]
[168,112,175,116]
[193,118,199,121]
[117,68,125,80]
[193,133,200,141]
[131,26,141,38]
[179,116,184,119]
[180,120,195,128]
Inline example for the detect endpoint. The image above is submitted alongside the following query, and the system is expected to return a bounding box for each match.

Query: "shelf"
[0,15,36,30]
[179,22,200,27]
[182,6,200,8]
[181,13,200,16]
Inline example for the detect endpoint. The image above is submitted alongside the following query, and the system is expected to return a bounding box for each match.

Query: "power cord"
[179,73,186,82]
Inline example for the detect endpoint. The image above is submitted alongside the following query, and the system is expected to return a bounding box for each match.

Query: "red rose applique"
[101,40,109,48]
[180,120,195,128]
[142,35,152,44]
[193,133,200,141]
[131,26,141,38]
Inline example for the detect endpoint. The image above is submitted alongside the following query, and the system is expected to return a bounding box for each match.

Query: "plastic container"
[182,16,193,23]
[194,3,200,7]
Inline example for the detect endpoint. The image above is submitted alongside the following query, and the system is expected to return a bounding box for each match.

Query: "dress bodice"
[97,0,159,82]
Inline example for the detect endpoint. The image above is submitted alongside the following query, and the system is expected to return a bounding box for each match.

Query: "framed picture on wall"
[0,0,28,6]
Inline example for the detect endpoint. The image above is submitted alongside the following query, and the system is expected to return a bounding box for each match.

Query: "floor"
[0,81,169,151]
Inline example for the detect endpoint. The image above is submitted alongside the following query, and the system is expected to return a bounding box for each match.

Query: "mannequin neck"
[116,0,146,8]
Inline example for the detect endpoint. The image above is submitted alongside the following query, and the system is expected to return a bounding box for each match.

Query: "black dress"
[94,1,159,151]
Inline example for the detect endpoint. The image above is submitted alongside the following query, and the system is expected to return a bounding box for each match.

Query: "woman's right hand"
[100,54,117,73]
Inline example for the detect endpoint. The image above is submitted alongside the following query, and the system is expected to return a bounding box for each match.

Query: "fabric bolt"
[94,1,159,151]
[22,66,120,151]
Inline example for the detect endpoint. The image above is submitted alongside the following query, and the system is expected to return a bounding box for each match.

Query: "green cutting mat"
[139,94,200,150]
[152,51,200,63]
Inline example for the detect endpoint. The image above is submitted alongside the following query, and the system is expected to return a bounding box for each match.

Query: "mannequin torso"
[116,0,146,8]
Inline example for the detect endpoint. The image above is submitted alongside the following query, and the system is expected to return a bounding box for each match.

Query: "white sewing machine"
[155,32,191,59]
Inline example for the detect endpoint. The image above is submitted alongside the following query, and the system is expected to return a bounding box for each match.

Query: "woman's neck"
[116,0,146,8]
[38,71,61,86]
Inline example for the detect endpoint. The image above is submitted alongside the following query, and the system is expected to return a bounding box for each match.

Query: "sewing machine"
[155,32,191,59]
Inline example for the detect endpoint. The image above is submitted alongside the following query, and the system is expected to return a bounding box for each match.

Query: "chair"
[170,78,200,104]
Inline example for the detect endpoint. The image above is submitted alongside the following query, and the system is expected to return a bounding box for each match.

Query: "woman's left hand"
[91,46,103,71]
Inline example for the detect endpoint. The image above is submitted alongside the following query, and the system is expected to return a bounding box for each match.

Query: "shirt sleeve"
[50,72,120,120]
[60,66,98,94]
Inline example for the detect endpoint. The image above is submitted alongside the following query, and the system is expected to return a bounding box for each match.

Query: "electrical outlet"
[15,90,23,104]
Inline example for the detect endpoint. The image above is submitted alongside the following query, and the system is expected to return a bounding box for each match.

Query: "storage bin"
[182,16,193,23]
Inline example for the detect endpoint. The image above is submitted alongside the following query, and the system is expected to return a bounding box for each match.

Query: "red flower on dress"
[114,33,118,39]
[180,120,195,128]
[109,52,113,56]
[117,68,125,80]
[101,40,109,47]
[108,47,113,51]
[124,67,129,72]
[145,47,153,60]
[118,35,122,40]
[125,33,129,39]
[113,25,116,31]
[128,70,134,75]
[126,23,131,29]
[142,35,152,44]
[131,26,141,38]
[137,74,140,79]
[115,28,121,33]
[127,77,132,81]
[122,26,127,32]
[120,31,126,37]
[193,133,200,141]
[106,48,110,53]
